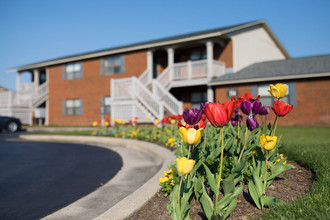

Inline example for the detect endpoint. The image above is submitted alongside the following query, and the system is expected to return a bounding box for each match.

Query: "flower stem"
[271,116,278,136]
[178,175,183,215]
[238,127,249,162]
[263,150,269,194]
[187,145,191,159]
[215,127,224,214]
[203,124,208,150]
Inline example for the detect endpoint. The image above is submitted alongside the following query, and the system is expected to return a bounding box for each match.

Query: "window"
[191,91,207,109]
[66,99,82,115]
[258,84,290,106]
[104,96,111,114]
[190,48,206,61]
[66,62,82,80]
[105,55,125,74]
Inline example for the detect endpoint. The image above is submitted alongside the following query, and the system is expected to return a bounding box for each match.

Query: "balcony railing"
[172,59,225,81]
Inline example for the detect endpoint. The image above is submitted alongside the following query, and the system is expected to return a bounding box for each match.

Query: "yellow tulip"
[145,116,149,120]
[105,121,109,126]
[176,157,195,175]
[170,119,176,124]
[260,134,277,151]
[92,121,98,127]
[113,118,118,122]
[268,83,288,99]
[155,119,160,124]
[178,127,203,146]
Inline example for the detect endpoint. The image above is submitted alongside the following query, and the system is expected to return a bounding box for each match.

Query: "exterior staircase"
[110,59,225,124]
[0,82,48,125]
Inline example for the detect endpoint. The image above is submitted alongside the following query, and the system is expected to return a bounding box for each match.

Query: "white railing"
[153,80,182,115]
[111,78,133,100]
[110,100,156,123]
[18,83,35,94]
[133,77,162,119]
[171,59,225,81]
[213,60,226,78]
[157,67,171,89]
[138,69,151,86]
[111,77,163,120]
[0,91,10,107]
[32,82,48,107]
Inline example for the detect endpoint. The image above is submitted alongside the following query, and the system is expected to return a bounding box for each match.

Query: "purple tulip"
[200,102,208,111]
[246,115,259,131]
[230,114,243,126]
[251,101,262,115]
[241,100,251,115]
[183,108,202,125]
[170,147,174,152]
[259,106,270,115]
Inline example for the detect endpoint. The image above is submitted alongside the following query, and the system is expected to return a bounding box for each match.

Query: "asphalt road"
[0,132,123,220]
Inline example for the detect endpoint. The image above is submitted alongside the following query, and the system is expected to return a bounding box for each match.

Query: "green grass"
[255,127,330,220]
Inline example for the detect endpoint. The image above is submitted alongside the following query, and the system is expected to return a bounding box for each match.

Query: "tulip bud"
[259,106,270,115]
[268,83,288,99]
[183,108,202,125]
[246,115,259,131]
[260,134,277,151]
[176,157,195,175]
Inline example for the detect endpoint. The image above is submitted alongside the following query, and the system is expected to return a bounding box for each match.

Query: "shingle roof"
[9,20,288,72]
[210,54,330,85]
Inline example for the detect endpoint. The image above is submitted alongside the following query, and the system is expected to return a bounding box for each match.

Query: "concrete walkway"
[20,135,175,220]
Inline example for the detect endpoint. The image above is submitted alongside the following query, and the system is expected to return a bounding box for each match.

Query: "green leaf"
[223,198,237,219]
[200,184,214,220]
[253,171,264,196]
[217,193,234,210]
[194,176,204,200]
[248,181,262,209]
[221,175,235,195]
[203,163,220,195]
[261,196,284,207]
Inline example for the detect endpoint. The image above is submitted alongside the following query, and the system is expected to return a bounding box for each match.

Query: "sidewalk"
[20,135,175,220]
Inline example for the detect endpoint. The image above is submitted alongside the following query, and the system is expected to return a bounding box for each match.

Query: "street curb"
[20,135,175,220]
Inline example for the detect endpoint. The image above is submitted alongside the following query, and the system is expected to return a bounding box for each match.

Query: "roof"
[9,20,289,72]
[209,54,330,86]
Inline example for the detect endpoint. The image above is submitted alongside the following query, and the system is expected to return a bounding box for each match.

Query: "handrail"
[153,80,182,115]
[138,69,151,86]
[156,67,171,89]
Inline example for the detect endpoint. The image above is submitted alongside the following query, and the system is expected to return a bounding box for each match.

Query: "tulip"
[268,83,288,99]
[246,115,259,131]
[200,102,208,111]
[176,157,195,175]
[260,134,277,151]
[155,119,160,124]
[203,101,235,127]
[178,127,203,146]
[183,108,202,125]
[92,121,98,127]
[243,92,260,103]
[230,109,243,127]
[259,106,270,115]
[272,100,293,117]
[241,100,262,116]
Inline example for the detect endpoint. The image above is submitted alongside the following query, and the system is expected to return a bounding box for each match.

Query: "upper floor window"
[105,55,125,74]
[190,48,206,61]
[66,62,82,80]
[65,99,82,115]
[258,84,290,106]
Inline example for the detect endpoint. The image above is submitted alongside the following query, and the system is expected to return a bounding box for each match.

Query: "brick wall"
[215,40,233,68]
[214,77,330,126]
[48,50,147,125]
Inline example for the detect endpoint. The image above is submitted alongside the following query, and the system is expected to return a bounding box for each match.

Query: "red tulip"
[272,100,293,117]
[203,101,235,127]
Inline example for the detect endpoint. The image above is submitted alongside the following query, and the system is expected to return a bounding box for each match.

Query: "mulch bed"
[126,161,313,220]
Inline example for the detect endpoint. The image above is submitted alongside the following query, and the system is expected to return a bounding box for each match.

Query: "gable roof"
[209,54,330,86]
[9,20,289,72]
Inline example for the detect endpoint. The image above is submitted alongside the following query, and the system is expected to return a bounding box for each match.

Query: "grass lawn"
[255,126,330,219]
[29,126,330,219]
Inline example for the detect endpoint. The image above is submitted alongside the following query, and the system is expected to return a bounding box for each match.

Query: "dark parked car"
[0,116,22,132]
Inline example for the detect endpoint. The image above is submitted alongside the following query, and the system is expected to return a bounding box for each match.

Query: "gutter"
[208,72,330,86]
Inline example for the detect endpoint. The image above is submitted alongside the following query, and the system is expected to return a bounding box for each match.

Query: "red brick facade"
[214,77,330,126]
[48,50,147,125]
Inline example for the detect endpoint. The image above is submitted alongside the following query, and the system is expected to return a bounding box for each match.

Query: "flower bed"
[91,83,310,220]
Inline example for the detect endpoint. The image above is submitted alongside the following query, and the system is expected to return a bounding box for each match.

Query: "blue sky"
[0,0,329,90]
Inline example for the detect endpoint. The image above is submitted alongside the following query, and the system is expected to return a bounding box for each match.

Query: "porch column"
[147,50,153,83]
[206,41,214,79]
[45,100,49,125]
[33,69,39,87]
[167,47,174,81]
[16,72,21,92]
[207,85,214,103]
